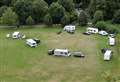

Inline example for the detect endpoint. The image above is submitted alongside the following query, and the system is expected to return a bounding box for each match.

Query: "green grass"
[0,25,120,82]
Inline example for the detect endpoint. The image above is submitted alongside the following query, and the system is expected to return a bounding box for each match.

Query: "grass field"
[0,25,120,82]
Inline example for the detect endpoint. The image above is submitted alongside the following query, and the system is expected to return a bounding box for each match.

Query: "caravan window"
[65,52,68,55]
[60,52,63,54]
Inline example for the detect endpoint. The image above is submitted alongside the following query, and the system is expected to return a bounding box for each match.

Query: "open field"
[0,25,120,82]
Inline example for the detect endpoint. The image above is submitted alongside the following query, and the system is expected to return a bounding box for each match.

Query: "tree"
[26,16,34,25]
[0,0,12,6]
[14,0,33,24]
[58,0,74,12]
[49,2,65,24]
[93,10,104,24]
[32,0,48,23]
[78,10,88,26]
[95,21,107,30]
[61,12,70,26]
[0,6,7,17]
[0,7,18,25]
[112,9,120,24]
[44,14,52,26]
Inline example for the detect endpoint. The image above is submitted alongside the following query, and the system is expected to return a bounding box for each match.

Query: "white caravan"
[26,39,37,47]
[63,25,75,33]
[104,50,112,61]
[87,27,98,34]
[12,32,21,39]
[54,49,71,56]
[109,37,115,46]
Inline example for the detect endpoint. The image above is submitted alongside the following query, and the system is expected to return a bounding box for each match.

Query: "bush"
[93,10,104,24]
[95,21,107,30]
[106,26,120,33]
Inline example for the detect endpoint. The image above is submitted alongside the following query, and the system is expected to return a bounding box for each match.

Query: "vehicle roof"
[26,39,36,43]
[104,50,112,56]
[55,49,69,52]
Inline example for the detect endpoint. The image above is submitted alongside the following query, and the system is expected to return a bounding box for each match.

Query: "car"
[83,32,91,35]
[72,52,85,58]
[33,38,41,44]
[101,48,109,54]
[99,31,108,36]
[109,34,115,38]
[48,49,54,55]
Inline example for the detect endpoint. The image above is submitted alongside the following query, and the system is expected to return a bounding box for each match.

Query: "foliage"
[112,9,120,24]
[14,0,33,24]
[49,2,65,24]
[44,14,52,26]
[0,7,18,25]
[61,12,70,26]
[78,10,88,26]
[58,0,74,12]
[95,21,107,30]
[93,10,104,24]
[0,6,7,17]
[26,16,34,25]
[32,0,48,23]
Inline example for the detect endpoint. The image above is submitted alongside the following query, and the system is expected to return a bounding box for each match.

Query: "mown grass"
[0,25,119,82]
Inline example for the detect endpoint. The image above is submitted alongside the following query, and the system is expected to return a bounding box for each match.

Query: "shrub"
[95,21,107,30]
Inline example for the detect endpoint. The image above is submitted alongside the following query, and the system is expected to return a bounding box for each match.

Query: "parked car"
[109,34,115,38]
[33,38,41,44]
[83,31,91,35]
[72,52,85,58]
[48,49,54,55]
[99,31,108,36]
[101,48,109,54]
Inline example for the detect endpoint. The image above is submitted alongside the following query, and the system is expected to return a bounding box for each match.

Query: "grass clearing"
[0,26,120,82]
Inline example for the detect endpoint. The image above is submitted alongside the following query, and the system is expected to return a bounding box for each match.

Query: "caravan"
[104,50,112,61]
[87,27,98,34]
[109,37,115,46]
[48,49,71,57]
[63,25,75,33]
[12,32,21,39]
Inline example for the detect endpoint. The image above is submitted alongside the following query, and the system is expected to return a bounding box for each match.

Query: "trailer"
[63,25,75,33]
[104,50,112,61]
[109,37,115,46]
[87,27,98,34]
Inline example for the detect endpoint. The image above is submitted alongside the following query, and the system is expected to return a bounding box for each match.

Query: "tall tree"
[26,16,34,25]
[44,14,52,26]
[14,0,33,24]
[32,0,48,23]
[0,7,18,25]
[49,2,65,24]
[58,0,74,12]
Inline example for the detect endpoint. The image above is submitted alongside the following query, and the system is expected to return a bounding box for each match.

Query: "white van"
[87,27,98,34]
[109,37,115,46]
[12,32,21,39]
[63,25,75,33]
[104,50,112,61]
[52,49,71,56]
[26,39,37,47]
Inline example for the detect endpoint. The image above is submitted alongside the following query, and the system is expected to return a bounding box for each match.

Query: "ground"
[0,25,120,82]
